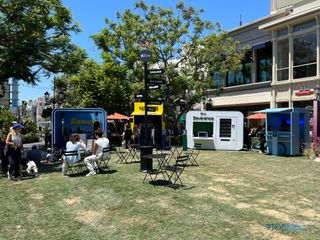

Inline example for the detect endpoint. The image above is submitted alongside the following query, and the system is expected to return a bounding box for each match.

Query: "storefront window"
[212,72,224,88]
[293,32,316,79]
[276,38,289,81]
[226,52,252,86]
[257,42,272,82]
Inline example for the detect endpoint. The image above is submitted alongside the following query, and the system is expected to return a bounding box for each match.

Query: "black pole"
[144,61,148,146]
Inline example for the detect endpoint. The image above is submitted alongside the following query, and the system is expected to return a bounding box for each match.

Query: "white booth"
[186,111,244,150]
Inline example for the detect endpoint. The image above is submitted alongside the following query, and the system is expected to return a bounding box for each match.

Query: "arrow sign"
[147,79,165,85]
[147,69,165,75]
[147,85,160,90]
[148,99,163,105]
[135,94,144,98]
[147,106,157,112]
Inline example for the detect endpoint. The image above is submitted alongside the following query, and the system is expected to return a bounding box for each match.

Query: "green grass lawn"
[1,150,320,240]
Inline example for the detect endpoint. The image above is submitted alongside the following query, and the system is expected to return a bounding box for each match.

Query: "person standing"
[84,129,109,176]
[124,123,132,149]
[6,123,24,181]
[61,133,86,175]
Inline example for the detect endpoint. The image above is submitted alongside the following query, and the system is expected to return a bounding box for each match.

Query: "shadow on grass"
[67,169,118,178]
[148,179,194,190]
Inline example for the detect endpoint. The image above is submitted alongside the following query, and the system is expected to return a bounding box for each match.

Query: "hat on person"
[32,144,38,149]
[12,123,25,129]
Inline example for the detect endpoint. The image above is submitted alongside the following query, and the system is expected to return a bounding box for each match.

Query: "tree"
[57,58,131,114]
[0,0,86,85]
[92,0,244,131]
[0,106,16,132]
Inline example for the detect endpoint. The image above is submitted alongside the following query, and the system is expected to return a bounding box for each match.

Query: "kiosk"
[186,111,244,150]
[131,102,165,147]
[52,108,107,149]
[260,108,309,156]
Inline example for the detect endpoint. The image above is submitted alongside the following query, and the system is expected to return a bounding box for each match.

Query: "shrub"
[23,133,39,143]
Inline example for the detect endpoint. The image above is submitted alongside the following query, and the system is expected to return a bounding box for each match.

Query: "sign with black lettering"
[147,69,165,75]
[147,79,165,85]
[147,85,160,90]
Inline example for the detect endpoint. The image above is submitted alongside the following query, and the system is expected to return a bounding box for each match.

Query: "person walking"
[6,123,24,181]
[84,129,109,176]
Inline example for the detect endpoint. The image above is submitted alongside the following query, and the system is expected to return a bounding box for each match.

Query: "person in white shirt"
[62,133,86,175]
[84,129,109,176]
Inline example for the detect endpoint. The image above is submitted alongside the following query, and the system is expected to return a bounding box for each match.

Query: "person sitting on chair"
[61,133,86,175]
[84,129,109,176]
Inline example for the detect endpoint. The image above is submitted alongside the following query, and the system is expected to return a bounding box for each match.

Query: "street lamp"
[44,91,50,103]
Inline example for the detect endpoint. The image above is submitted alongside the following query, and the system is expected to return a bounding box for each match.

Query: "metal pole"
[144,61,148,146]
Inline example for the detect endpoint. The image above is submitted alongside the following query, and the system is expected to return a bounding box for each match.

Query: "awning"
[246,113,266,119]
[107,112,129,120]
[255,108,293,113]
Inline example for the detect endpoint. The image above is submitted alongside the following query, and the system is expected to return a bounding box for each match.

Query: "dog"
[26,160,39,177]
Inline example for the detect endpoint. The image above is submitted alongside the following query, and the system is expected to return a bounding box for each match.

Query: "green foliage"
[0,0,86,85]
[59,58,131,114]
[90,0,243,125]
[0,106,16,131]
[21,119,38,135]
[23,132,39,143]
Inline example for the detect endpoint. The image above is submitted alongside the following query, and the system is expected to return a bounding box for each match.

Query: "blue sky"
[19,0,270,102]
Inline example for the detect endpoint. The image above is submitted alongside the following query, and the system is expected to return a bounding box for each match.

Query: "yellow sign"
[131,102,163,115]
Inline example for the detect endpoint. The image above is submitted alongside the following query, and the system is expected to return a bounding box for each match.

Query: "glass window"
[212,72,224,88]
[293,31,316,79]
[293,19,316,33]
[277,28,288,37]
[256,42,272,82]
[226,52,252,86]
[219,119,231,138]
[277,38,289,81]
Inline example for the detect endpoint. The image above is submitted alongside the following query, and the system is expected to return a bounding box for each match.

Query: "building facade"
[209,0,320,114]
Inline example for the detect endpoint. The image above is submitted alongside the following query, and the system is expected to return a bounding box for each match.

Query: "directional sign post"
[147,85,160,90]
[135,93,144,98]
[147,69,165,75]
[148,99,163,105]
[140,49,152,146]
[147,79,165,85]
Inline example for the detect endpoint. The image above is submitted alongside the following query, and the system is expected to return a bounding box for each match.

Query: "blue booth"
[259,108,309,156]
[52,108,107,149]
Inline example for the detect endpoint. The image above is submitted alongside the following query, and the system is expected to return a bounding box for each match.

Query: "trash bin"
[182,129,187,150]
[140,145,153,171]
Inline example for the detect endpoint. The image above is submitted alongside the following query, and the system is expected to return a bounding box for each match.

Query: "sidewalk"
[23,140,45,149]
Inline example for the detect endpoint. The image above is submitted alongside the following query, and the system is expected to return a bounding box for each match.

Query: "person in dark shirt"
[26,145,42,165]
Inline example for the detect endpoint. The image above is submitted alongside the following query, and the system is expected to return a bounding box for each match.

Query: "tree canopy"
[90,0,243,122]
[0,0,86,85]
